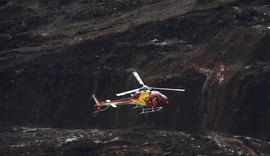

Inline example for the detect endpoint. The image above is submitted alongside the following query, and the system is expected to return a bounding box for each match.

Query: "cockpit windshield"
[159,93,168,99]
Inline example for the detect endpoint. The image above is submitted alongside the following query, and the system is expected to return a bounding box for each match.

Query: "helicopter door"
[153,96,159,106]
[145,96,160,106]
[147,96,158,107]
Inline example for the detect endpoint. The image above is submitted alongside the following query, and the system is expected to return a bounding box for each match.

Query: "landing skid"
[140,106,163,114]
[133,105,144,109]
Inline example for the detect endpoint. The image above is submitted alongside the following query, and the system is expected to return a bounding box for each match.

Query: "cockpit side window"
[159,93,167,99]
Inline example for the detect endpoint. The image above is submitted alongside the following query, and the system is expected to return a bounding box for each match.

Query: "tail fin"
[92,94,108,112]
[92,94,101,106]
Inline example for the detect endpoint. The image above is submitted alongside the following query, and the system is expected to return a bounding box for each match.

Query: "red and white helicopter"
[92,71,185,114]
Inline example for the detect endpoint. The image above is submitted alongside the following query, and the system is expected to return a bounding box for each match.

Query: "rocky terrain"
[1,127,270,155]
[0,0,270,154]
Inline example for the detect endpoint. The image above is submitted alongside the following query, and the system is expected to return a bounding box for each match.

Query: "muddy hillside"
[0,0,270,138]
[1,127,270,155]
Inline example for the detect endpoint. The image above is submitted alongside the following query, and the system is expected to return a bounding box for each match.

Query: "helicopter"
[92,71,185,114]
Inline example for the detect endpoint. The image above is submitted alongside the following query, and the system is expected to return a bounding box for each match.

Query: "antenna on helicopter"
[116,71,185,96]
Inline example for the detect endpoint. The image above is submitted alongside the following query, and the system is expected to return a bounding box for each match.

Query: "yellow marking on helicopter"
[131,91,150,104]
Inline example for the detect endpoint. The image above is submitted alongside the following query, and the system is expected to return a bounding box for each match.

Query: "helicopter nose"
[164,96,168,103]
[162,98,168,104]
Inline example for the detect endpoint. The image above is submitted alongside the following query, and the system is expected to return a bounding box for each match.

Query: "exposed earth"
[0,0,270,155]
[1,127,270,156]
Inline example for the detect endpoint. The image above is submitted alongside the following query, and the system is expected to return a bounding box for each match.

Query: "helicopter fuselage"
[131,91,168,107]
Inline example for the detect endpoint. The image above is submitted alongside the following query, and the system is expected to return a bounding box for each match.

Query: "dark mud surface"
[0,0,270,150]
[1,127,270,156]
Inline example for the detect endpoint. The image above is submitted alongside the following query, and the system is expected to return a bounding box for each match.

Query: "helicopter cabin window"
[151,96,159,106]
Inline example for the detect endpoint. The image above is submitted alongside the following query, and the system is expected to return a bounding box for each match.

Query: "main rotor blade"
[133,72,145,86]
[150,87,185,92]
[116,87,142,96]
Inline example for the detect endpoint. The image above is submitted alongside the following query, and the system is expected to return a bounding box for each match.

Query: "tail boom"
[92,94,139,113]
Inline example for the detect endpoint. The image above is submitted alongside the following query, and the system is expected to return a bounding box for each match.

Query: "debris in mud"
[0,127,270,155]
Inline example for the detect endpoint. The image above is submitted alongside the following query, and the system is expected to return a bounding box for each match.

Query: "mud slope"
[1,127,270,156]
[0,0,270,138]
